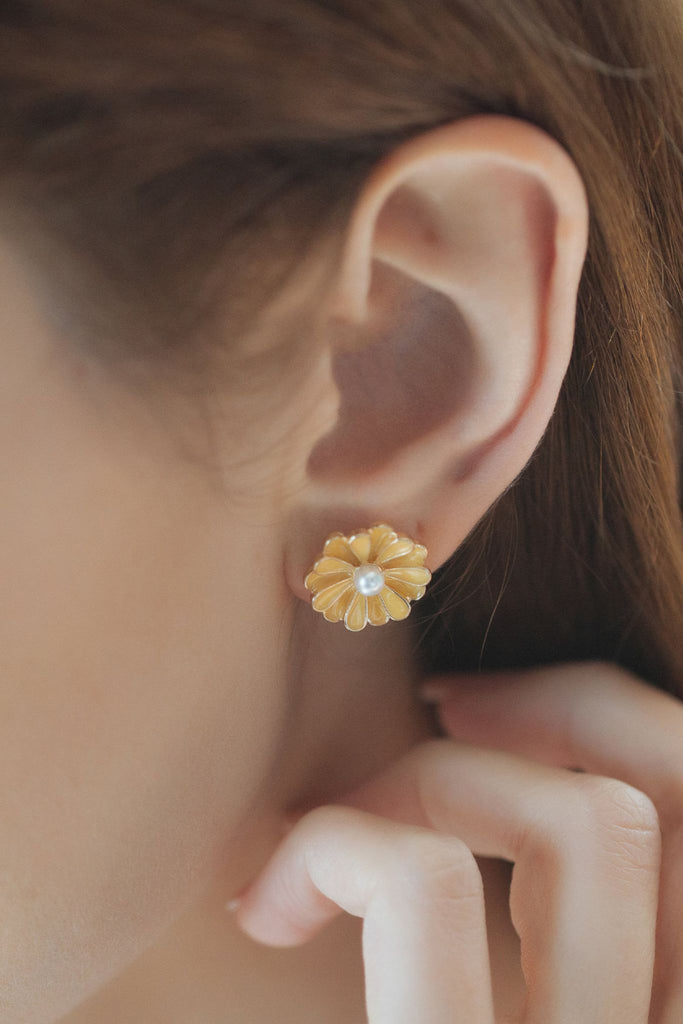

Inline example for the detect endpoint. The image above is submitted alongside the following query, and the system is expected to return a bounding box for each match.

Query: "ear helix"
[303,523,432,632]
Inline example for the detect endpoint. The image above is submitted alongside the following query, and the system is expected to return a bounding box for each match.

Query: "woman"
[0,0,681,1020]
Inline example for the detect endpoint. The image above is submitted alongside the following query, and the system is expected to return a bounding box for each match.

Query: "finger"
[421,661,683,812]
[337,738,661,1024]
[233,804,495,1024]
[423,661,683,1024]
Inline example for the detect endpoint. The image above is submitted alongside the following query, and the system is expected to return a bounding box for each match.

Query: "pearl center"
[353,563,385,596]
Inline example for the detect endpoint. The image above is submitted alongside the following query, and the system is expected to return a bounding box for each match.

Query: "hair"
[0,0,681,692]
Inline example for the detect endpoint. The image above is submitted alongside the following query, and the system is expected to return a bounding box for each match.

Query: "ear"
[286,114,589,594]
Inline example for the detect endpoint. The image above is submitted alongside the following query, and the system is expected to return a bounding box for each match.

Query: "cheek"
[0,406,292,1022]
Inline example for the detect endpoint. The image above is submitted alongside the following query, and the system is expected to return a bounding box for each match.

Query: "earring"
[304,522,432,632]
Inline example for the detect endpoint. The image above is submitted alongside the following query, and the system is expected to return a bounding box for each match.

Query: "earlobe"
[293,114,589,581]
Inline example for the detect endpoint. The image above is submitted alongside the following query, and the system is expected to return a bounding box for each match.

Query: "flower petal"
[384,566,432,586]
[323,587,355,622]
[367,594,389,626]
[344,591,368,631]
[313,556,354,576]
[305,570,351,594]
[376,537,415,564]
[381,544,428,568]
[382,578,426,602]
[323,534,359,564]
[379,586,411,621]
[368,524,396,561]
[349,532,372,563]
[312,578,354,612]
[304,570,322,591]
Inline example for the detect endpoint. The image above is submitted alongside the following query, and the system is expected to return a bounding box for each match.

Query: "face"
[0,238,322,1020]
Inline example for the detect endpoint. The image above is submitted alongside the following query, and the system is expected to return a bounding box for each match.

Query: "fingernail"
[225,879,252,914]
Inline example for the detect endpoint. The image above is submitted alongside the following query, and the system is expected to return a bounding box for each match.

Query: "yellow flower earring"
[304,523,432,632]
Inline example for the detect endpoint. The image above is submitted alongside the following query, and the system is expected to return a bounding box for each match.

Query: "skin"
[239,662,681,1022]
[0,113,623,1022]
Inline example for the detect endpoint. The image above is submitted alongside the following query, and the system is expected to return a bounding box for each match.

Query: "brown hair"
[0,0,681,691]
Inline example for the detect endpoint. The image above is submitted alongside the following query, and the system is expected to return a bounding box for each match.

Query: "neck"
[271,603,436,813]
[60,609,438,1024]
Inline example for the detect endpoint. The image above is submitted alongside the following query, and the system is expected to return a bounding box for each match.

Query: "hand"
[230,661,678,1023]
[420,660,683,1024]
